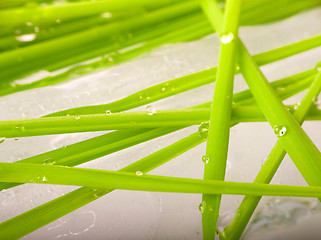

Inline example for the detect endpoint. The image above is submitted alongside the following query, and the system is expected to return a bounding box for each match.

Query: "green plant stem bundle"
[202,0,321,199]
[223,66,321,240]
[46,33,321,117]
[0,1,321,239]
[1,0,320,97]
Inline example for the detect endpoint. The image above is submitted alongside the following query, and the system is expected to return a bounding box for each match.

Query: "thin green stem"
[201,0,241,238]
[2,162,321,199]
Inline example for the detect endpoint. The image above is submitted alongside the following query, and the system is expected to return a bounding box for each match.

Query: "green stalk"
[201,0,241,238]
[2,162,321,199]
[230,104,321,123]
[202,0,321,194]
[223,68,321,239]
[0,110,202,138]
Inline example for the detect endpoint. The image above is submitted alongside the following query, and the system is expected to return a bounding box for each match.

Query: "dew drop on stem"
[198,122,209,139]
[274,124,287,137]
[220,32,234,44]
[42,158,56,165]
[146,106,155,115]
[15,22,38,42]
[199,201,206,213]
[101,12,113,18]
[106,110,112,115]
[136,171,143,176]
[202,155,210,164]
[15,125,25,132]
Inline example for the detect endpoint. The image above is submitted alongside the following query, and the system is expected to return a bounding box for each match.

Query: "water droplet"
[42,158,56,165]
[56,19,62,24]
[218,2,225,8]
[15,22,38,42]
[136,171,143,176]
[274,125,287,137]
[277,87,285,91]
[42,176,47,182]
[220,33,234,44]
[74,116,80,120]
[0,138,5,144]
[235,65,240,71]
[146,106,155,115]
[106,110,112,115]
[101,12,113,18]
[16,34,36,42]
[199,201,206,213]
[15,125,25,132]
[293,103,300,110]
[198,122,209,139]
[161,87,166,92]
[202,155,210,164]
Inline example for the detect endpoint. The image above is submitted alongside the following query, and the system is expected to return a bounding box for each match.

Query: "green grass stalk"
[201,0,241,238]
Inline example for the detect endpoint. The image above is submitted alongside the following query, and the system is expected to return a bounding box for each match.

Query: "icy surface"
[0,6,321,240]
